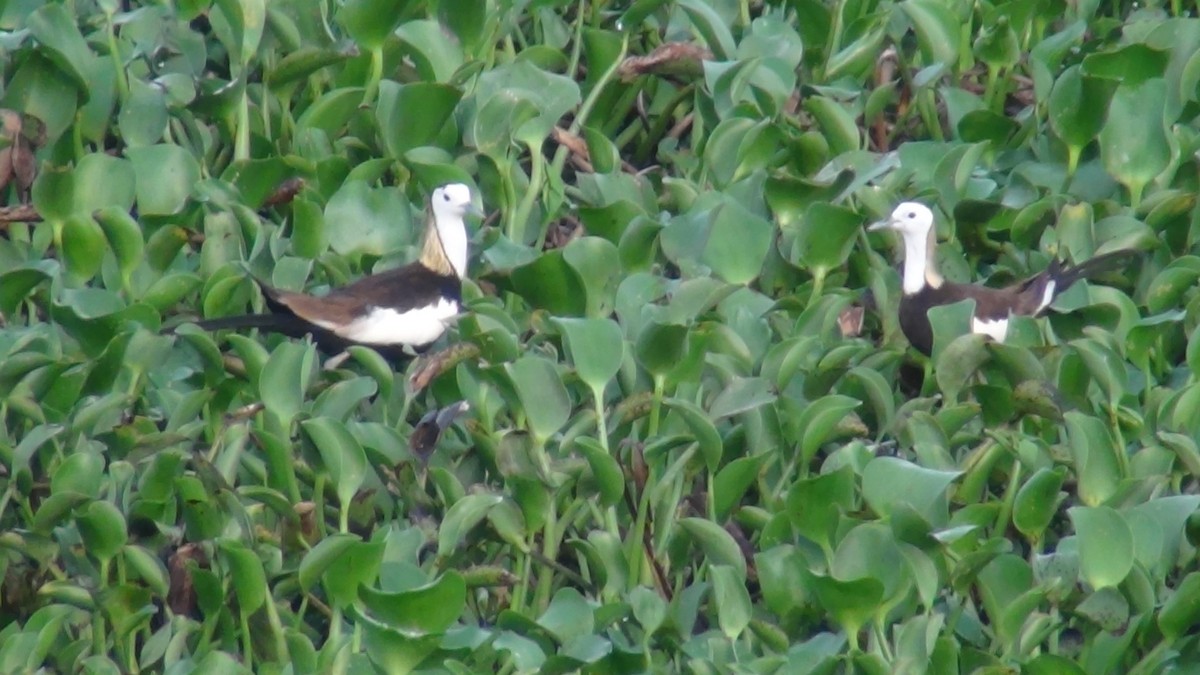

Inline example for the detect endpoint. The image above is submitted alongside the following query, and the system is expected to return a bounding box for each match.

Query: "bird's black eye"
[443,193,451,202]
[906,212,915,219]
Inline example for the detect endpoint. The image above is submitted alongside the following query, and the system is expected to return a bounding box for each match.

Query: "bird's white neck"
[420,212,469,279]
[440,215,469,279]
[898,225,942,294]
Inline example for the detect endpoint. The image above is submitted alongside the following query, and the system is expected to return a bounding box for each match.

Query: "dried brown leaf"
[618,42,712,82]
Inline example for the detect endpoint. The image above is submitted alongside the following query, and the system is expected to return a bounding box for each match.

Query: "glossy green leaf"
[301,417,369,527]
[1099,78,1170,206]
[360,572,466,634]
[1069,506,1133,590]
[680,517,746,578]
[711,564,752,640]
[1012,467,1066,542]
[376,81,462,158]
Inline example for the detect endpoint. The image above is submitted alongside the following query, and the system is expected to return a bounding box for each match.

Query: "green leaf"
[574,437,624,508]
[900,0,962,69]
[127,145,201,216]
[376,81,462,158]
[677,0,735,59]
[437,494,503,557]
[863,457,961,525]
[1065,411,1121,507]
[804,570,884,646]
[663,398,723,471]
[1068,506,1134,590]
[26,4,92,92]
[301,417,369,526]
[791,203,862,275]
[1049,66,1113,153]
[555,317,625,393]
[1159,572,1200,640]
[1099,78,1170,206]
[792,394,860,468]
[1013,467,1066,542]
[298,533,361,592]
[259,341,316,429]
[61,214,107,280]
[710,564,752,640]
[218,540,267,614]
[506,356,571,443]
[336,0,411,50]
[713,453,767,521]
[75,500,128,563]
[360,572,466,634]
[679,517,746,578]
[323,181,414,257]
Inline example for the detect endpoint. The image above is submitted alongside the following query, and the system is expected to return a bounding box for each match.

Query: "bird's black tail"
[1055,249,1143,291]
[162,313,311,338]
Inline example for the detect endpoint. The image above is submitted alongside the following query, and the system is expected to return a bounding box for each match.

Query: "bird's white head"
[431,183,479,222]
[425,183,481,279]
[869,201,935,239]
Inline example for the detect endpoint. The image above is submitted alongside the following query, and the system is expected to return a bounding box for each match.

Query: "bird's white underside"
[312,298,460,346]
[971,316,1009,343]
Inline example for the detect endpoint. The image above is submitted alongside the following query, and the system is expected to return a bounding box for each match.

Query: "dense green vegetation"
[3,0,1200,672]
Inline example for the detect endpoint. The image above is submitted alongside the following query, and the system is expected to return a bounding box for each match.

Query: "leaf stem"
[512,145,544,245]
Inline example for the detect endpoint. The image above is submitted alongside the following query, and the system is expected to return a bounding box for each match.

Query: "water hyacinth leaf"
[629,585,668,635]
[1068,506,1134,590]
[927,299,976,360]
[677,0,735,59]
[635,321,689,377]
[259,341,316,429]
[935,334,988,403]
[296,87,365,136]
[713,453,768,521]
[437,493,503,557]
[118,79,169,148]
[50,452,104,498]
[554,317,625,393]
[863,457,961,525]
[803,569,884,647]
[1158,572,1200,641]
[75,500,128,563]
[661,198,773,284]
[323,539,386,610]
[711,564,752,640]
[376,81,462,158]
[792,203,862,275]
[1065,411,1121,507]
[324,181,414,257]
[127,145,201,216]
[562,236,622,317]
[360,572,466,634]
[574,437,624,507]
[1012,467,1067,542]
[301,417,369,523]
[474,60,580,149]
[900,0,961,69]
[786,466,855,551]
[537,587,594,642]
[679,517,746,578]
[662,398,722,471]
[1048,66,1112,161]
[61,214,107,280]
[510,250,586,316]
[336,0,410,50]
[793,394,860,467]
[506,355,571,442]
[298,533,361,592]
[217,540,267,614]
[27,4,92,91]
[1099,78,1170,206]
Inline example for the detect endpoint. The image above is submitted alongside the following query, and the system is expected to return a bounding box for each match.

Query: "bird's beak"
[867,218,894,232]
[467,203,485,218]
